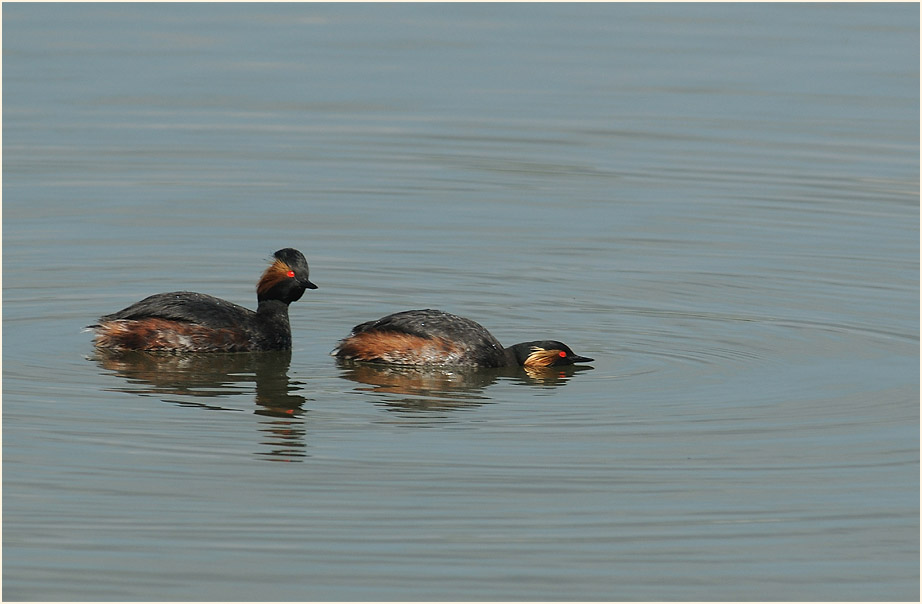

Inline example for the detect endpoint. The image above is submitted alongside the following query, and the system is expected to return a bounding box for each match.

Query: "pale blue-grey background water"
[3,3,918,601]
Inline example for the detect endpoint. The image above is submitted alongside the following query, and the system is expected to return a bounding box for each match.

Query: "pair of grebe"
[91,248,593,368]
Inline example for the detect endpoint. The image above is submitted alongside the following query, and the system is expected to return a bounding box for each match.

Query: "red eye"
[286,270,295,278]
[558,351,567,358]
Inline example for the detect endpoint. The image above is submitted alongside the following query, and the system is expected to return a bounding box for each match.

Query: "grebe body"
[91,248,316,352]
[333,309,593,368]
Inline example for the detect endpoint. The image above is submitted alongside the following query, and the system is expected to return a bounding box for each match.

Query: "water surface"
[3,3,919,601]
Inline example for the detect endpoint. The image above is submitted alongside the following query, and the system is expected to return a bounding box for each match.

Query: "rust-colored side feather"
[94,318,251,352]
[335,331,463,365]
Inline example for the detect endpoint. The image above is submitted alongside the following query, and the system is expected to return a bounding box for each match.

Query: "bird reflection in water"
[90,349,307,462]
[335,358,593,414]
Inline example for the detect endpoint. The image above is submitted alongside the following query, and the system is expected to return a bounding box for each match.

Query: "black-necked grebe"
[90,248,317,352]
[332,309,593,368]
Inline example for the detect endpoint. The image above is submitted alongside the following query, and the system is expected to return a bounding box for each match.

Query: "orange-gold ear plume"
[257,258,293,296]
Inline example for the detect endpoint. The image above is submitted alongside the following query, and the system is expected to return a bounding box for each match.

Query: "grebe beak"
[569,354,594,363]
[304,279,318,290]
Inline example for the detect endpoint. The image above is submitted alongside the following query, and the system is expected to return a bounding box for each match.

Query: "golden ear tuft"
[257,258,293,296]
[523,347,563,368]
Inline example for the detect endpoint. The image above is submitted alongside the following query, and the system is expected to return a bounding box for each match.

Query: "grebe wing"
[350,309,504,347]
[99,292,253,327]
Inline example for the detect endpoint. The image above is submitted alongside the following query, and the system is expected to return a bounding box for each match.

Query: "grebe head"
[257,248,318,304]
[508,340,594,368]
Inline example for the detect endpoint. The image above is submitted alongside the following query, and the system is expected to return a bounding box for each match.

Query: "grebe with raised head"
[91,248,316,352]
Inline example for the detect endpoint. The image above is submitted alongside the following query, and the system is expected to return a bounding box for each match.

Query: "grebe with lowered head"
[91,248,317,352]
[332,309,593,368]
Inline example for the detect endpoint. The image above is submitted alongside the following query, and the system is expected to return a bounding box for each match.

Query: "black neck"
[253,300,293,350]
[257,299,290,314]
[503,344,528,366]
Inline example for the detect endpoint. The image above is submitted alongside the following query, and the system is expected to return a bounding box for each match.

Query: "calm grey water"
[3,3,918,601]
